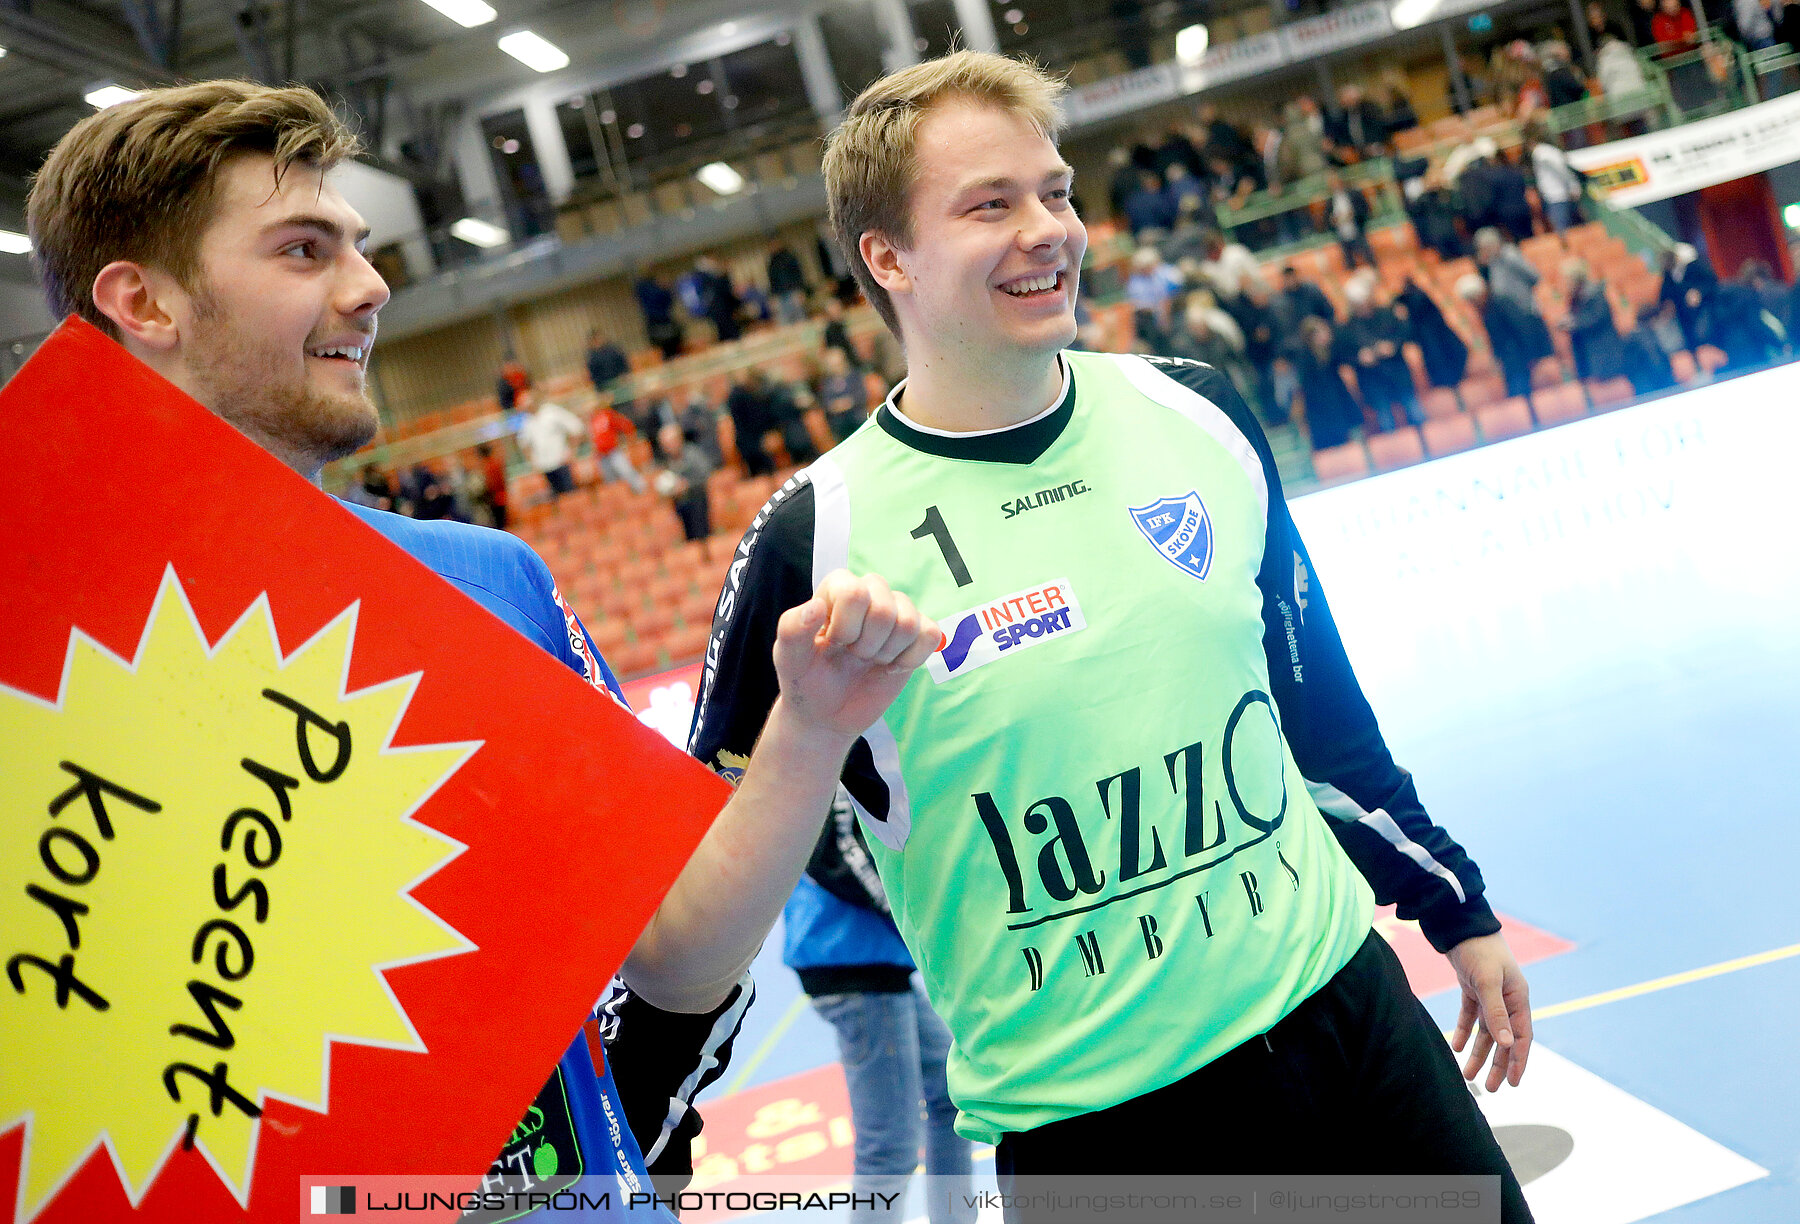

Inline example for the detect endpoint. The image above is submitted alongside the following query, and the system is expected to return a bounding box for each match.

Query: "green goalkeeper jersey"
[691,351,1500,1142]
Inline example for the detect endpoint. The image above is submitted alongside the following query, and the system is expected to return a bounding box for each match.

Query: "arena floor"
[627,364,1800,1223]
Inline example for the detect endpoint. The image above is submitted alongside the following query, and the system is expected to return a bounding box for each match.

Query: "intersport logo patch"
[924,578,1087,683]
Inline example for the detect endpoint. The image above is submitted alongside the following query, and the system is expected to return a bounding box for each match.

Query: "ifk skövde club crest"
[1129,492,1214,581]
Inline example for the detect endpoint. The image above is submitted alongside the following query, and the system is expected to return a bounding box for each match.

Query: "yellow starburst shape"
[0,568,477,1220]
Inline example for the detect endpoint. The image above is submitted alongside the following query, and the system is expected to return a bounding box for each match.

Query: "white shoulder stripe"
[1105,353,1268,523]
[805,455,913,851]
[1305,779,1467,904]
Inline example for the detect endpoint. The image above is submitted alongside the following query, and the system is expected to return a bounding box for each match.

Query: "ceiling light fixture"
[418,0,495,27]
[695,162,745,196]
[498,31,570,73]
[1175,24,1209,62]
[0,229,32,255]
[84,84,141,109]
[450,217,509,248]
[1390,0,1442,30]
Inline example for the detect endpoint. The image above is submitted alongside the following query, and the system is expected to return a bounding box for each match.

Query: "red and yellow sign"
[0,320,729,1222]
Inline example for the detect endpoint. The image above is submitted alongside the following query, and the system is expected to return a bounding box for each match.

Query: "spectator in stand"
[821,295,860,369]
[1542,42,1591,109]
[1325,172,1375,270]
[1279,264,1338,329]
[1123,168,1177,238]
[1108,147,1143,221]
[767,241,811,324]
[407,461,457,520]
[1651,0,1700,53]
[1709,269,1785,372]
[590,399,647,494]
[726,368,778,478]
[1527,122,1586,233]
[1196,104,1256,172]
[1126,246,1183,350]
[1376,73,1419,139]
[816,346,871,443]
[515,386,586,498]
[655,423,714,543]
[1290,315,1364,450]
[1735,0,1779,47]
[1197,228,1262,300]
[1155,123,1205,181]
[1595,31,1651,132]
[1586,1,1630,53]
[677,392,724,467]
[1410,168,1468,260]
[1742,259,1794,349]
[496,358,530,411]
[738,278,773,329]
[1228,276,1289,423]
[1629,0,1661,46]
[1324,84,1388,164]
[1457,272,1555,399]
[1561,259,1628,384]
[694,255,744,343]
[586,328,630,398]
[1278,99,1330,187]
[1162,162,1209,217]
[1476,226,1543,314]
[346,463,394,511]
[634,270,683,360]
[477,442,509,531]
[1341,275,1424,431]
[1780,0,1800,54]
[1620,306,1681,394]
[768,374,820,466]
[1481,143,1537,242]
[1395,277,1470,390]
[1171,292,1255,409]
[1207,153,1263,210]
[1658,243,1717,350]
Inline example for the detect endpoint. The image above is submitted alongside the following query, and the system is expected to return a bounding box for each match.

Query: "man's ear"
[859,232,911,297]
[90,261,185,353]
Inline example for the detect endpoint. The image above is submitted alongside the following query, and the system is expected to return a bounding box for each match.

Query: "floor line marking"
[723,993,808,1096]
[1533,941,1800,1021]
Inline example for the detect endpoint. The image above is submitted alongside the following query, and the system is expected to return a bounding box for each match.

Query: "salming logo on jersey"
[1130,491,1215,581]
[925,579,1087,683]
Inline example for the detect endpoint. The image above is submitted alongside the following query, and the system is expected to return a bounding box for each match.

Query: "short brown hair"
[27,81,361,338]
[823,51,1066,338]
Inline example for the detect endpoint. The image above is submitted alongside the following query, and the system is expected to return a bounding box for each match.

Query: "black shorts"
[996,931,1532,1222]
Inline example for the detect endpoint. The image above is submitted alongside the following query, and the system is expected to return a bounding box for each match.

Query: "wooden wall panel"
[372,314,505,423]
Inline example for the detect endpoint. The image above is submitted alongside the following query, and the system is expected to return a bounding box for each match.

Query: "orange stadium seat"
[635,603,678,638]
[1458,373,1507,411]
[663,624,712,669]
[1419,386,1461,419]
[1311,442,1371,485]
[1422,414,1477,457]
[588,619,629,655]
[1476,397,1534,442]
[1587,377,1637,410]
[1368,428,1425,472]
[1533,381,1589,425]
[679,591,720,629]
[606,639,661,679]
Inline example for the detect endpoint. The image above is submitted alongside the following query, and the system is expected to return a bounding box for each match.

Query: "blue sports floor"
[689,368,1800,1223]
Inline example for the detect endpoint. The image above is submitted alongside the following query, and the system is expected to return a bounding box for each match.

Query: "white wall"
[329,160,435,282]
[0,274,55,344]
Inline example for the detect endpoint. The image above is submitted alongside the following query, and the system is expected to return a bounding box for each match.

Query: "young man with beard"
[27,80,941,1199]
[690,51,1535,1222]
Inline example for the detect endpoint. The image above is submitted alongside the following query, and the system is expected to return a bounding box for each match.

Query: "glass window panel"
[818,7,886,98]
[720,37,811,131]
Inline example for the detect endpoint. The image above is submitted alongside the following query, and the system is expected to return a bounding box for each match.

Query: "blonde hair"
[823,50,1068,337]
[28,81,361,338]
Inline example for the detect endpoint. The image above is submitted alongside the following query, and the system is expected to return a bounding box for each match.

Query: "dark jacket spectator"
[586,332,630,395]
[1291,317,1365,449]
[1564,269,1628,381]
[726,371,777,477]
[1459,273,1554,398]
[1621,313,1680,393]
[1340,280,1422,431]
[635,274,683,360]
[1409,178,1468,260]
[1630,0,1661,45]
[1123,170,1178,236]
[694,257,743,343]
[1396,280,1470,388]
[816,347,870,443]
[1324,86,1389,162]
[767,244,808,296]
[1709,278,1783,372]
[657,423,715,543]
[1279,269,1337,329]
[1658,244,1717,350]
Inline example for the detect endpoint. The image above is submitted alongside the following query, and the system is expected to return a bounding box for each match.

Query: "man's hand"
[771,570,941,742]
[1447,933,1532,1091]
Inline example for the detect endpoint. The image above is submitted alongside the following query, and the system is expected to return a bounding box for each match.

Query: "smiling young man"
[690,52,1535,1221]
[27,80,941,1205]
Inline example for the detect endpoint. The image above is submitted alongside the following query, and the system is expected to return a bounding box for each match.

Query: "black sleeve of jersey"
[602,973,755,1194]
[1148,356,1502,953]
[686,474,894,854]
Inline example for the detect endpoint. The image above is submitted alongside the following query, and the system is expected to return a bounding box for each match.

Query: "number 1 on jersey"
[911,505,972,587]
